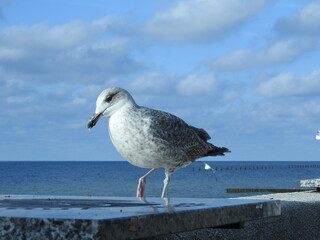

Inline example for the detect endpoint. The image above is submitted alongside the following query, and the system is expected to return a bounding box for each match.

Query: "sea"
[0,161,319,198]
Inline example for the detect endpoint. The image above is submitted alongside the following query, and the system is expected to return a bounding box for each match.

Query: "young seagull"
[88,87,230,198]
[316,130,320,140]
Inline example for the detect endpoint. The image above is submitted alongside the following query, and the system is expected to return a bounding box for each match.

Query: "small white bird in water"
[88,87,230,198]
[203,161,213,170]
[316,130,320,140]
[201,161,218,181]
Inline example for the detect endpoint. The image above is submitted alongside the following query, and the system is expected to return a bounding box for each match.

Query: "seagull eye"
[105,96,113,103]
[105,92,119,103]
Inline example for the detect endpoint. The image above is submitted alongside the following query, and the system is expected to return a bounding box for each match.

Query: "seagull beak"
[87,112,103,129]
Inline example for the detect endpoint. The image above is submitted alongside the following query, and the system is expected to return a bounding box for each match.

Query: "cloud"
[258,70,320,97]
[275,1,320,36]
[129,72,172,93]
[177,73,216,96]
[53,38,142,79]
[210,2,320,71]
[5,95,35,103]
[145,0,270,43]
[0,17,113,58]
[0,17,143,82]
[211,37,316,70]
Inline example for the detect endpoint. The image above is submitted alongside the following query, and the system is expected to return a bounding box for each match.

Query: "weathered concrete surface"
[0,195,280,240]
[150,191,320,240]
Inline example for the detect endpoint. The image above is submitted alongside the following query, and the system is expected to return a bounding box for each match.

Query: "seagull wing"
[189,126,211,141]
[141,108,212,160]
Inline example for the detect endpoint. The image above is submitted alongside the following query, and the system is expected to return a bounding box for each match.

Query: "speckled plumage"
[88,87,230,197]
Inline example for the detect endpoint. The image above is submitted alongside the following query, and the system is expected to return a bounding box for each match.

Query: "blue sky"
[0,0,319,161]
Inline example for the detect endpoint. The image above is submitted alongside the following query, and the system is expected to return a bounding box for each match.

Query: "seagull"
[316,130,320,140]
[201,161,218,181]
[88,87,230,198]
[202,161,213,171]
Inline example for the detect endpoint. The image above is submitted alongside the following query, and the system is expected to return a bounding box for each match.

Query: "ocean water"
[0,161,319,198]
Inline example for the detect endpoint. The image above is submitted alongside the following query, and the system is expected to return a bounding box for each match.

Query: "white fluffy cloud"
[275,1,320,36]
[0,17,113,60]
[211,1,320,71]
[0,17,143,82]
[129,72,171,93]
[212,37,316,70]
[145,0,270,43]
[177,73,216,96]
[258,70,320,97]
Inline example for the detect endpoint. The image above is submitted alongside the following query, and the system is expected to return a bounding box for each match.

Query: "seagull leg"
[137,168,158,198]
[161,172,171,198]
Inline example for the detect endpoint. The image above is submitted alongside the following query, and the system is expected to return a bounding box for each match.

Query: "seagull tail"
[205,144,230,157]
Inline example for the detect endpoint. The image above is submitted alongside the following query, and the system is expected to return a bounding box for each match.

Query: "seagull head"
[87,87,135,129]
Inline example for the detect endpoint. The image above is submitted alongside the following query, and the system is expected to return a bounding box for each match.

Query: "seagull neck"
[128,94,138,106]
[117,98,139,114]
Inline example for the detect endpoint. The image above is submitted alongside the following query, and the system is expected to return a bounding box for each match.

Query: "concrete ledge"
[150,191,319,240]
[0,195,280,240]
